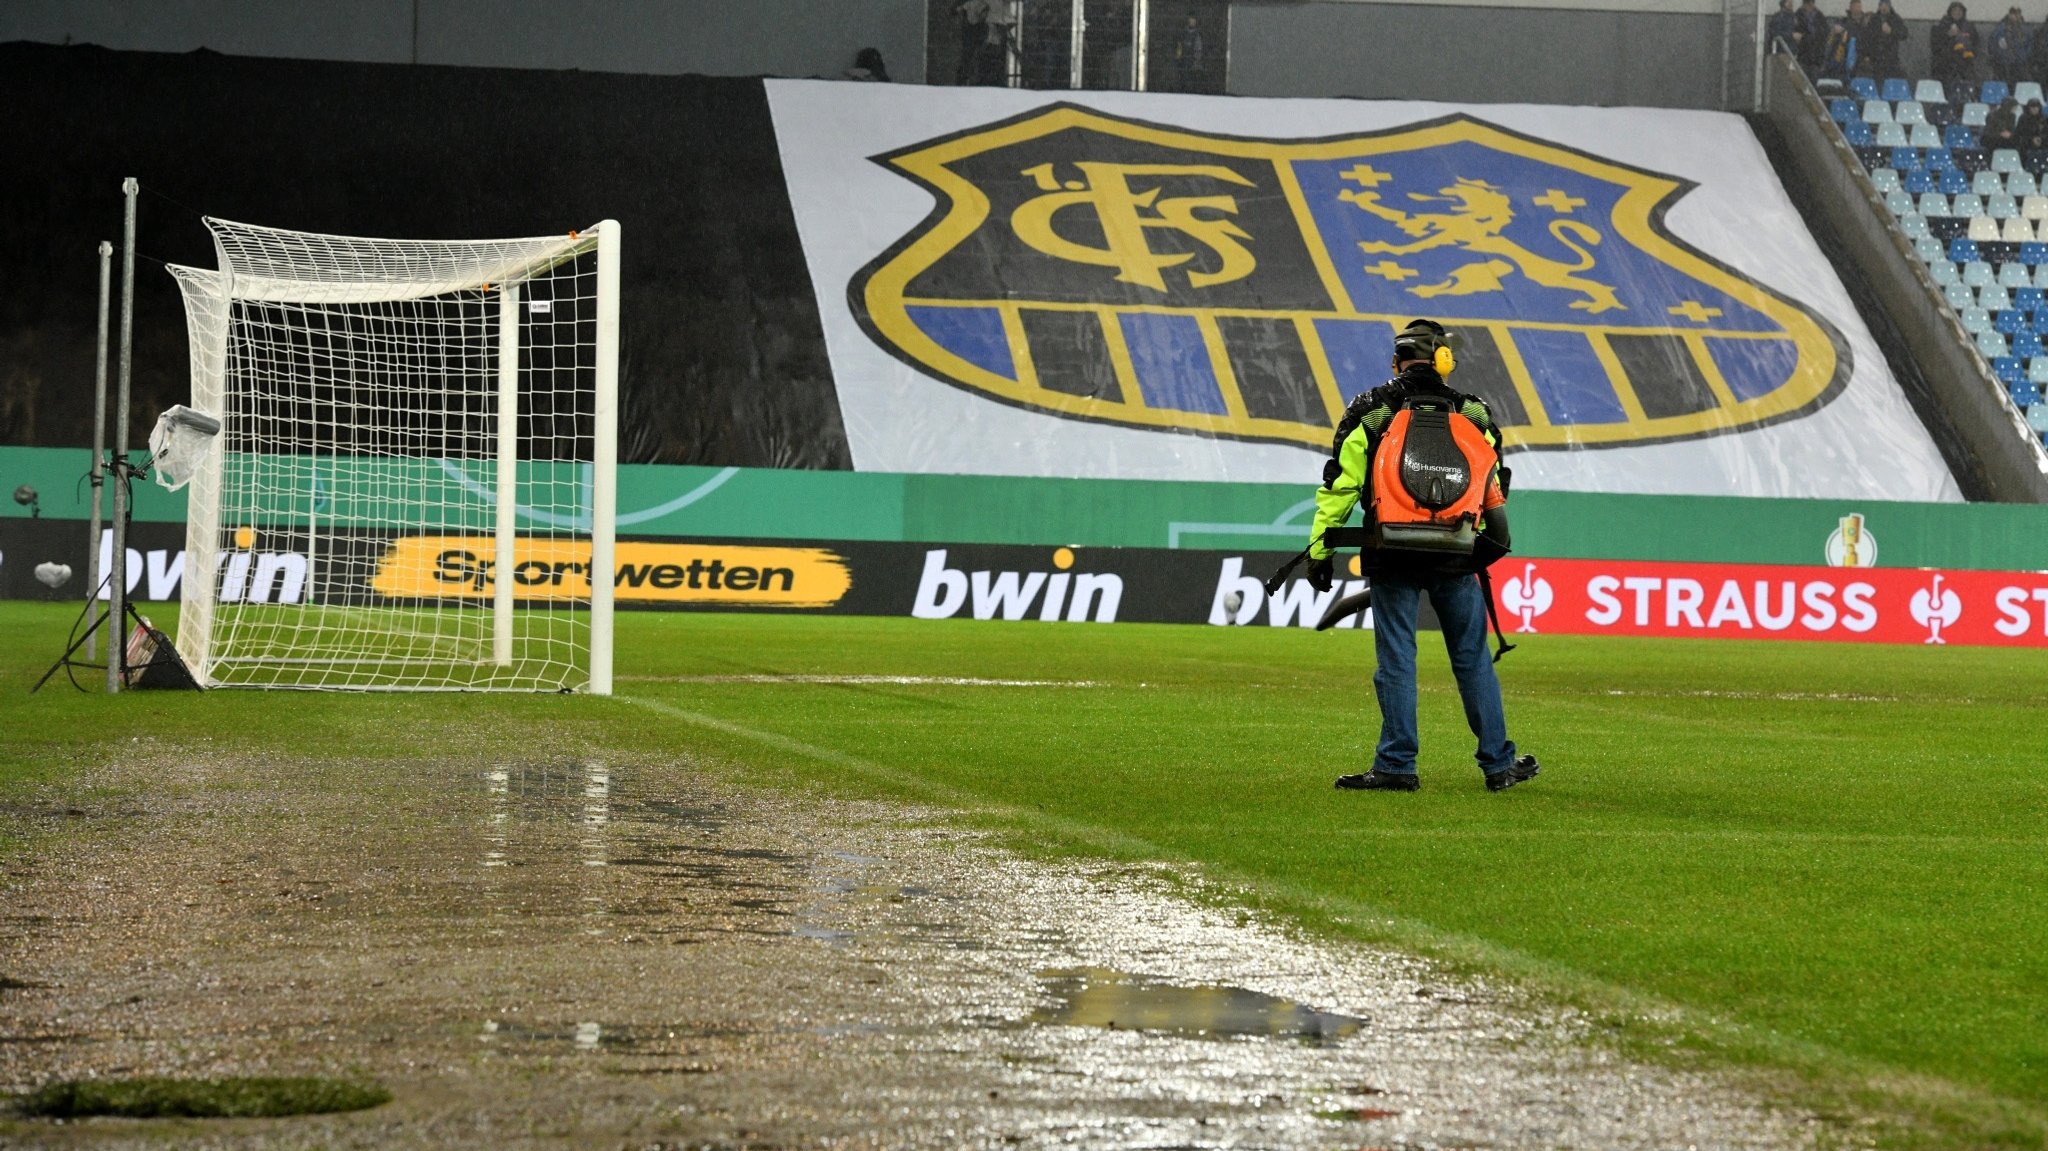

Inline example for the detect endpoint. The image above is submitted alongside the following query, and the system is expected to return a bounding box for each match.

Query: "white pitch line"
[619,674,1108,688]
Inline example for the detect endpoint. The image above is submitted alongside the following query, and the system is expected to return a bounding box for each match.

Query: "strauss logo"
[1909,573,1962,644]
[1498,561,1555,633]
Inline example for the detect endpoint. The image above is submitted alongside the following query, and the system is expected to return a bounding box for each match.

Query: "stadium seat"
[2002,259,2034,285]
[1876,122,1910,147]
[1905,168,1938,194]
[1970,216,2002,241]
[1871,167,1902,192]
[1895,100,1927,125]
[1923,192,1955,216]
[1902,212,1931,238]
[1925,101,1958,127]
[2032,262,2048,287]
[2030,402,2048,431]
[2022,240,2048,263]
[1994,355,2027,380]
[1918,124,1950,148]
[1948,147,1984,172]
[1842,119,1876,145]
[1932,215,1972,241]
[1962,101,1991,126]
[1941,169,1972,195]
[1962,304,1993,332]
[1885,188,1916,216]
[1830,97,1859,122]
[1917,79,1950,104]
[2025,149,2048,174]
[2015,286,2045,310]
[1884,78,1913,101]
[2004,217,2036,241]
[2013,380,2042,405]
[1947,79,1980,104]
[1858,145,1893,169]
[1892,145,1924,170]
[1851,77,1880,100]
[2019,81,2046,105]
[1982,285,2015,312]
[1995,147,2025,173]
[1951,237,1982,262]
[1929,146,1959,170]
[1985,240,2022,264]
[1862,98,1893,123]
[1931,259,1961,284]
[1984,80,2012,105]
[2015,330,2043,356]
[1974,169,2006,195]
[1965,259,1998,286]
[1978,330,2011,357]
[1918,236,1948,263]
[1948,282,1979,310]
[1990,194,2021,219]
[1953,192,1987,217]
[2007,171,2039,197]
[2030,356,2048,382]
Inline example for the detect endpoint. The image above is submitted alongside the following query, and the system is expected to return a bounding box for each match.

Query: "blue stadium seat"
[1904,168,1937,194]
[1978,330,2011,357]
[1842,119,1875,145]
[1996,309,2030,334]
[1884,78,1913,102]
[1962,101,1991,126]
[1917,124,1949,148]
[1983,80,2012,105]
[1871,167,1902,192]
[1941,169,1972,195]
[1851,77,1880,100]
[1994,355,2027,381]
[1876,122,1910,147]
[2014,330,2044,357]
[1893,146,1925,170]
[2015,286,2045,310]
[1951,237,1982,262]
[2020,242,2048,264]
[1830,97,1859,122]
[2012,380,2041,406]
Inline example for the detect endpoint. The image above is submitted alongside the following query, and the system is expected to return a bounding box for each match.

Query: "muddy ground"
[0,752,1833,1149]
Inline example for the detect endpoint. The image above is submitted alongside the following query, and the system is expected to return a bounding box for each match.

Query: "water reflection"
[1030,967,1364,1043]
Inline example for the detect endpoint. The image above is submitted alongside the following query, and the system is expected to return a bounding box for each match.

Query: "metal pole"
[109,178,137,694]
[87,241,111,661]
[1722,0,1734,112]
[1133,0,1149,91]
[1754,2,1769,112]
[1070,0,1085,89]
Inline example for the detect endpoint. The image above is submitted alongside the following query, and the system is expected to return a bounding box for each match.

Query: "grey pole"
[108,178,137,694]
[86,241,112,661]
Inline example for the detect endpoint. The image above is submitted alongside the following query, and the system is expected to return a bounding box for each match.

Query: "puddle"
[1028,968,1365,1044]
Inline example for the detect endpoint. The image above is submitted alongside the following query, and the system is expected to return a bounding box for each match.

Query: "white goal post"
[166,217,618,692]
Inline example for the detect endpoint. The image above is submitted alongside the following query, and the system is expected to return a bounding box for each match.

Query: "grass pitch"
[3,601,2044,1145]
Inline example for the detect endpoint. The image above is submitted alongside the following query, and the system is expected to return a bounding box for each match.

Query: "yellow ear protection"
[1395,319,1458,376]
[1433,341,1457,376]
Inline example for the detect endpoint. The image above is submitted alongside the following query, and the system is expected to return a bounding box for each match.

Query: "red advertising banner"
[1488,558,2048,647]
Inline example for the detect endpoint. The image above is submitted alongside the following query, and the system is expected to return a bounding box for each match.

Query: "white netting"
[169,216,616,692]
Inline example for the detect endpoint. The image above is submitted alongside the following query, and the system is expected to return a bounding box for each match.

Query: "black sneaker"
[1335,770,1419,792]
[1485,754,1541,792]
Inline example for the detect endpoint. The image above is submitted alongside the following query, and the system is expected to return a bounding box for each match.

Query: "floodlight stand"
[86,240,112,661]
[108,178,137,694]
[32,457,178,693]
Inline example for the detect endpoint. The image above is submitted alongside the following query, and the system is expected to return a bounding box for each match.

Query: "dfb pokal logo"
[852,107,1848,453]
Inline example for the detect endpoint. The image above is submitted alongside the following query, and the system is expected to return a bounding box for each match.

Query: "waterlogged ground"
[0,753,1831,1149]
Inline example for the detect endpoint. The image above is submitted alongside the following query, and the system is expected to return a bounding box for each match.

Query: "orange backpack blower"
[1368,396,1498,555]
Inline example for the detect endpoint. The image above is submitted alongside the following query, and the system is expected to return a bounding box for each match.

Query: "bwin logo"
[94,530,307,605]
[911,549,1123,622]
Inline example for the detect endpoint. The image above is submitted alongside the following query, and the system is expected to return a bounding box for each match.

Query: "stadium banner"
[765,80,1960,502]
[8,516,2047,647]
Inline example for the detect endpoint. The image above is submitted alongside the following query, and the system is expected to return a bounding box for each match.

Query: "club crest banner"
[768,82,1960,502]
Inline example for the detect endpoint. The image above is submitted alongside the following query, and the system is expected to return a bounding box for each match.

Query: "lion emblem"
[1341,177,1625,315]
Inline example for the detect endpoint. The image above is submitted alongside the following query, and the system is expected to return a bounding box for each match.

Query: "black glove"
[1306,555,1334,592]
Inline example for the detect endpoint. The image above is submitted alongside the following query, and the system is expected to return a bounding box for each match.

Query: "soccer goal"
[165,217,618,692]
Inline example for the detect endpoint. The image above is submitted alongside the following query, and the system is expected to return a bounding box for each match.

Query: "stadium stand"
[1833,71,2048,448]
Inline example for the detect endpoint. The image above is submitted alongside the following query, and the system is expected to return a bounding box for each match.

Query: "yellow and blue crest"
[851,106,1847,451]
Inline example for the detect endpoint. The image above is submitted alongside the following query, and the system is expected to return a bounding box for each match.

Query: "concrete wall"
[1228,1,1726,108]
[0,0,929,81]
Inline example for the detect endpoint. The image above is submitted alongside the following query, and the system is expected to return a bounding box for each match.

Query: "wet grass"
[16,1076,390,1118]
[2,601,2044,1146]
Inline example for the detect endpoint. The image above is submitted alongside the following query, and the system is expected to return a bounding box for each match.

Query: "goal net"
[166,217,618,692]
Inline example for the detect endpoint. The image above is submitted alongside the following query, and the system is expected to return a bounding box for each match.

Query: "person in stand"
[1768,0,1803,52]
[955,0,988,85]
[1985,95,2022,146]
[1822,17,1857,82]
[1864,0,1910,78]
[1991,6,2032,84]
[1932,2,1982,87]
[1795,0,1832,74]
[1841,0,1874,71]
[1173,15,1205,92]
[1304,320,1540,794]
[2017,95,2048,147]
[846,47,890,82]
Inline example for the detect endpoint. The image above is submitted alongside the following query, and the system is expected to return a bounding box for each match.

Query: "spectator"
[1795,0,1832,73]
[954,0,987,85]
[1822,17,1857,82]
[846,47,890,82]
[1173,15,1205,92]
[1984,95,2022,146]
[982,0,1018,85]
[2018,95,2048,146]
[1768,0,1802,53]
[1841,0,1874,66]
[2030,20,2048,89]
[1991,6,2031,84]
[1932,2,1981,86]
[1863,0,1910,77]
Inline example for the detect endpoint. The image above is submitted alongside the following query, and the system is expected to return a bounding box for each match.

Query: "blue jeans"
[1370,569,1517,777]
